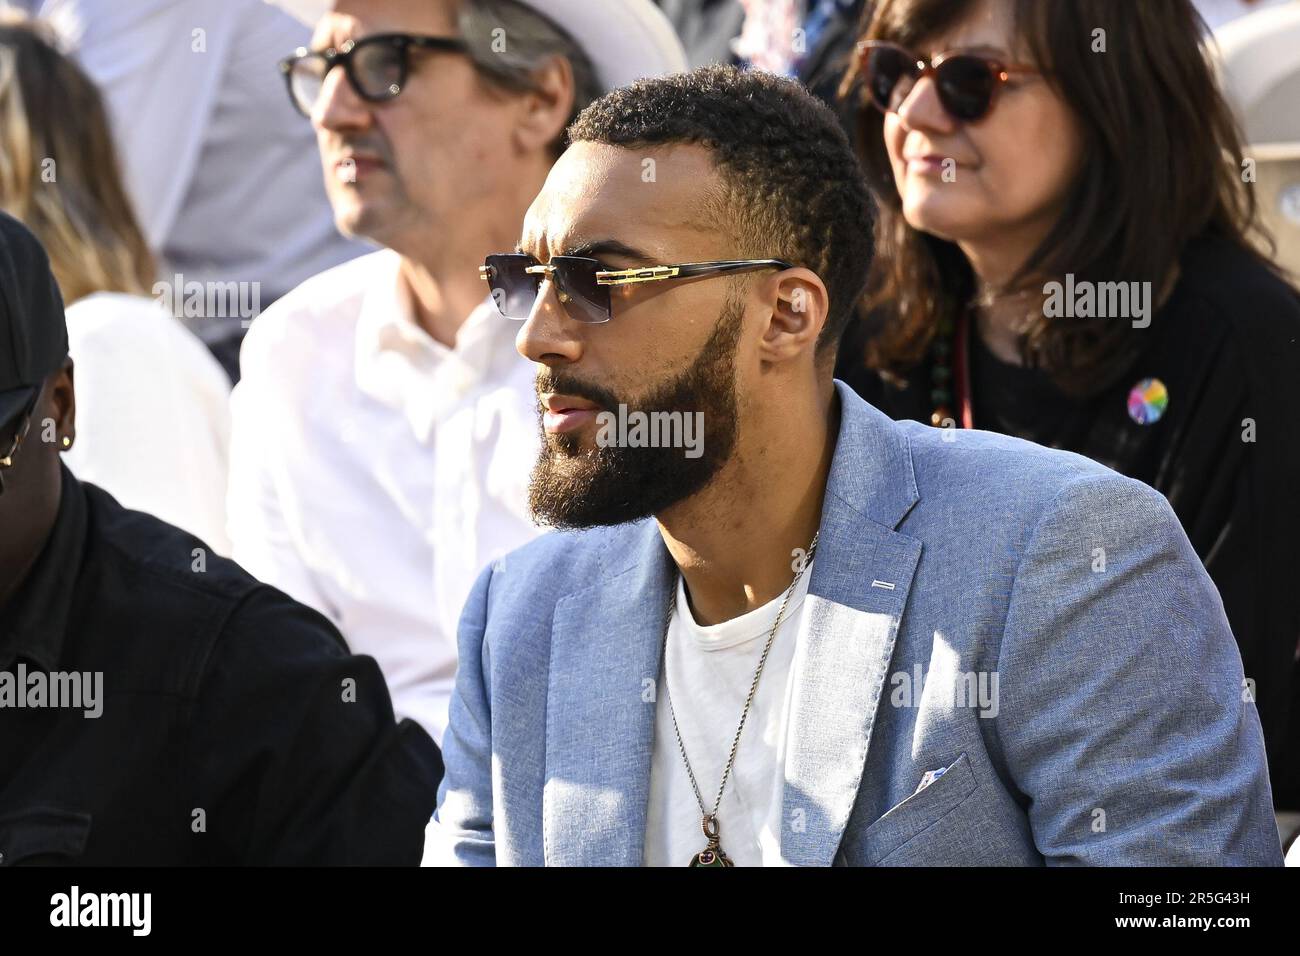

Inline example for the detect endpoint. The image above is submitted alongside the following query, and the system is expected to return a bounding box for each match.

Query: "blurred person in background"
[227,0,686,751]
[837,0,1300,809]
[655,1,870,146]
[657,0,867,100]
[655,0,744,68]
[3,0,371,381]
[0,16,232,553]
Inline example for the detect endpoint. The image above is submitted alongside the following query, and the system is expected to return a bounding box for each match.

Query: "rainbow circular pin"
[1127,377,1169,425]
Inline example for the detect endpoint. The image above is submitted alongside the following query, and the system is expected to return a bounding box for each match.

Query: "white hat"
[267,0,688,93]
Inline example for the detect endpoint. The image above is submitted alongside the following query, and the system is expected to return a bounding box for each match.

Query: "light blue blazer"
[429,381,1282,866]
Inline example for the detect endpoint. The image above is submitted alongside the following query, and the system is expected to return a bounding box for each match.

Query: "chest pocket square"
[849,753,980,866]
[915,768,948,794]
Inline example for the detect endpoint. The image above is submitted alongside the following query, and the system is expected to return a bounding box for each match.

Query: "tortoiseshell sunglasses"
[853,40,1038,122]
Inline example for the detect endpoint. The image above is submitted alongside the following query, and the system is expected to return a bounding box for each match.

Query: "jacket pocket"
[852,752,980,865]
[0,807,92,866]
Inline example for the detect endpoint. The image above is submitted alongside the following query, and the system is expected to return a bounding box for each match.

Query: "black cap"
[0,211,67,424]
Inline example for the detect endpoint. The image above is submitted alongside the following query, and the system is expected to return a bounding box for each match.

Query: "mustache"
[328,134,391,163]
[535,369,623,412]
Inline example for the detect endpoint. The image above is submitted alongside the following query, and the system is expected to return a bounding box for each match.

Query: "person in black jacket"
[836,0,1300,809]
[0,213,440,864]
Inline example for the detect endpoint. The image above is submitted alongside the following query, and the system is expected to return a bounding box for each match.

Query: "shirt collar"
[353,255,518,443]
[0,464,87,671]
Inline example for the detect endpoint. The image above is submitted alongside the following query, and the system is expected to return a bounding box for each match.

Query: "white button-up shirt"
[228,249,541,746]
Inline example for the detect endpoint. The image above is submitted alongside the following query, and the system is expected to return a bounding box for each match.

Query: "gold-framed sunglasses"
[480,253,796,324]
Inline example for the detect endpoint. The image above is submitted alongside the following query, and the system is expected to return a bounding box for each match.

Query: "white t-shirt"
[643,561,813,867]
[63,292,232,552]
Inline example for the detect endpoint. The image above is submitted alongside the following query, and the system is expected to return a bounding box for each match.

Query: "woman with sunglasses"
[836,0,1300,809]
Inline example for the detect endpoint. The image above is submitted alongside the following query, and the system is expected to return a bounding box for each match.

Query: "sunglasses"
[480,254,797,325]
[279,32,469,118]
[854,41,1038,122]
[0,387,40,497]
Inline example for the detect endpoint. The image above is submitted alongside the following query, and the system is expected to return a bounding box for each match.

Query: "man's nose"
[312,64,370,134]
[516,277,584,366]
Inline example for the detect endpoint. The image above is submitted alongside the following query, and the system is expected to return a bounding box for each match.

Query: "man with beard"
[424,66,1281,866]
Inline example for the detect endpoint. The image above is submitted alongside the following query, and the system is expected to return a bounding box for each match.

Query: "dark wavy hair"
[839,0,1271,395]
[568,64,875,359]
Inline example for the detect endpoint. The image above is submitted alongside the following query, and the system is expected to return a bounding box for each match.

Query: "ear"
[49,359,76,450]
[512,54,576,154]
[757,268,829,365]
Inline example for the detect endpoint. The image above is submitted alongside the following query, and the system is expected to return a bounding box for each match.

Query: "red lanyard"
[954,309,974,430]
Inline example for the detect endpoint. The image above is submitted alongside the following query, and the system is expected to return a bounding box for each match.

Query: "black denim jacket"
[0,466,441,865]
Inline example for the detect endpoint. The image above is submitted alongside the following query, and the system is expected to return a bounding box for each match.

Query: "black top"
[838,235,1300,808]
[0,467,442,865]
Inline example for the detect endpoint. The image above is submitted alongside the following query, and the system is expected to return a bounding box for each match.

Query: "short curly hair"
[567,65,874,358]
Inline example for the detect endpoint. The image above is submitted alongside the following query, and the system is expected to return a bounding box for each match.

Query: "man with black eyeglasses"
[228,0,686,757]
[0,213,440,865]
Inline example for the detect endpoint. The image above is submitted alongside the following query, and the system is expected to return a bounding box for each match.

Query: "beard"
[527,297,743,529]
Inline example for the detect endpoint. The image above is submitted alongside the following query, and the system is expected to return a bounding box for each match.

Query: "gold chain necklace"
[660,531,820,867]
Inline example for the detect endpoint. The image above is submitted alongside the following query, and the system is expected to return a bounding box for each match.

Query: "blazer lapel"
[780,382,923,866]
[543,521,673,865]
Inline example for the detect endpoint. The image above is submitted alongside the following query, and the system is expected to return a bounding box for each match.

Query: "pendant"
[689,846,734,867]
[688,815,735,867]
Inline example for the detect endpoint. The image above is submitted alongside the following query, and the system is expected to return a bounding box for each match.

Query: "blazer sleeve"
[996,470,1282,865]
[424,564,499,866]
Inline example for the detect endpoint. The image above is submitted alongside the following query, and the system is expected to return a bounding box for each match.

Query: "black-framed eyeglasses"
[0,386,40,497]
[479,254,798,325]
[279,32,469,118]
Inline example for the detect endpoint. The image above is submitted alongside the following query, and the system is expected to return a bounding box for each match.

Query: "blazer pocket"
[0,807,92,866]
[855,753,979,866]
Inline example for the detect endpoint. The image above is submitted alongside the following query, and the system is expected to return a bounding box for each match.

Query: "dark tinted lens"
[936,55,997,121]
[484,255,539,320]
[866,45,916,112]
[286,55,327,116]
[351,38,406,99]
[551,257,612,324]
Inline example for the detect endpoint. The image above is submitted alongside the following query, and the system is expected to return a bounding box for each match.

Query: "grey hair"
[458,0,601,153]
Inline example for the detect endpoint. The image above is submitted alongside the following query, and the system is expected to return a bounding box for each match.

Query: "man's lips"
[333,154,384,182]
[541,393,603,434]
